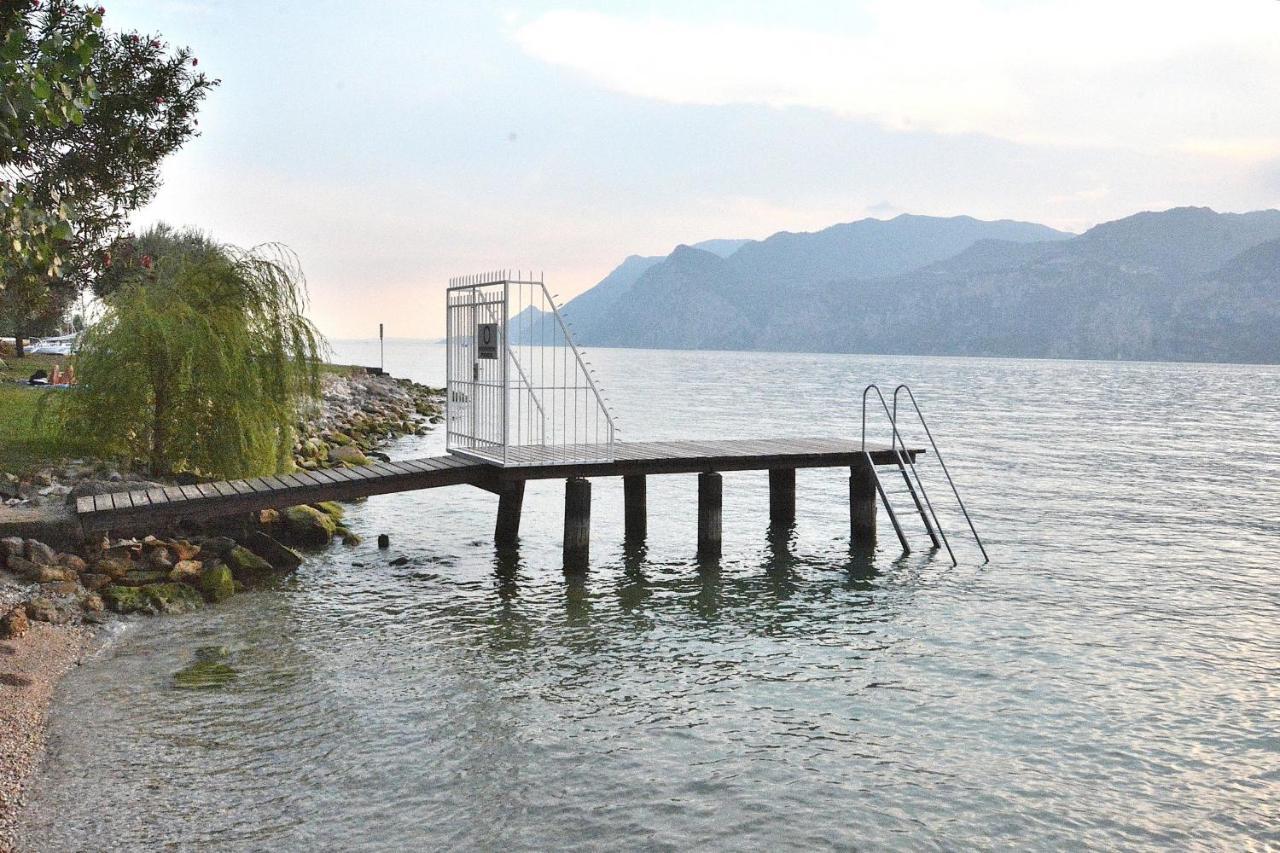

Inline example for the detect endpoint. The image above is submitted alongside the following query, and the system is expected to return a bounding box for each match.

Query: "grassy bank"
[0,355,99,476]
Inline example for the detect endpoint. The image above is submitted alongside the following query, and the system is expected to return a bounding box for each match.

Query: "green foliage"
[1,1,101,286]
[93,222,220,298]
[1,0,217,350]
[59,232,326,478]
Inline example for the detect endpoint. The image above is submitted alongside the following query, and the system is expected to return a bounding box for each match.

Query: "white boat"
[27,333,79,355]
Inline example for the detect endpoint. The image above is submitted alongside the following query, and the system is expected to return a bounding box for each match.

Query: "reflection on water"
[20,344,1280,850]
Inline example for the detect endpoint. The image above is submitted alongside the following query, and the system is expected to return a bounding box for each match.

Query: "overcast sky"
[110,0,1280,338]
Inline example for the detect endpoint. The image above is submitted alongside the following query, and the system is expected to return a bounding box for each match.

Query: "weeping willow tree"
[61,230,326,477]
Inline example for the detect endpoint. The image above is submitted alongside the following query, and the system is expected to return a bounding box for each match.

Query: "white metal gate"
[446,270,615,466]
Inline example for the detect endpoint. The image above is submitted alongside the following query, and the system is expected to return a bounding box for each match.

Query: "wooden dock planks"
[75,438,918,532]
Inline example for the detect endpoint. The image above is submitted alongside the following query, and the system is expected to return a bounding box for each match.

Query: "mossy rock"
[311,500,345,521]
[173,661,237,689]
[327,432,353,446]
[200,563,235,602]
[102,583,204,615]
[224,546,274,581]
[119,569,170,587]
[283,504,336,546]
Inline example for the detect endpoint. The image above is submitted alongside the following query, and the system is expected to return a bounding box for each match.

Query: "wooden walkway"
[75,437,916,534]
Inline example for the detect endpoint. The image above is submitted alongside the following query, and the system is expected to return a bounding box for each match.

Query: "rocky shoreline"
[0,367,443,852]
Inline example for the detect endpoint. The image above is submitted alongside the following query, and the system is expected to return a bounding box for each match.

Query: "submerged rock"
[173,660,237,689]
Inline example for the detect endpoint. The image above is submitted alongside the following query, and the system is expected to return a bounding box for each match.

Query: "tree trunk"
[13,330,24,358]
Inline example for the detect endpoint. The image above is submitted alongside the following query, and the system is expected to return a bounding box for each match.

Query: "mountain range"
[557,207,1280,363]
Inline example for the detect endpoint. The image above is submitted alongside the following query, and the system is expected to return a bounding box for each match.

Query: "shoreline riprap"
[0,367,443,852]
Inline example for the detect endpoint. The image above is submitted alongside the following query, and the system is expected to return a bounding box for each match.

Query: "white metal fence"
[446,271,616,466]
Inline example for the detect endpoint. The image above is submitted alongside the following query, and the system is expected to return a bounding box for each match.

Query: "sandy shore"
[0,622,92,853]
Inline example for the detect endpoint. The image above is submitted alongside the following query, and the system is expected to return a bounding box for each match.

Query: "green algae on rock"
[224,545,273,581]
[173,660,237,689]
[283,504,336,546]
[200,564,235,602]
[102,583,204,615]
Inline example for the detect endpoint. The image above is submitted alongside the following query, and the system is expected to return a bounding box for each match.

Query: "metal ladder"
[860,384,989,565]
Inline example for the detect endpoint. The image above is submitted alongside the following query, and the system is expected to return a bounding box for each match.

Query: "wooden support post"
[697,471,723,561]
[849,459,877,549]
[494,480,525,547]
[623,474,647,542]
[563,477,591,572]
[768,468,796,527]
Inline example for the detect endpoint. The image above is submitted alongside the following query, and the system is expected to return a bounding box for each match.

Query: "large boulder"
[94,557,133,581]
[197,537,237,561]
[5,555,41,581]
[244,531,303,571]
[25,597,60,623]
[24,539,57,566]
[169,540,201,562]
[200,563,235,602]
[80,573,111,592]
[0,536,24,565]
[145,546,174,572]
[56,553,87,574]
[328,445,370,466]
[224,546,273,582]
[102,583,204,615]
[168,559,203,586]
[312,500,345,520]
[283,505,336,546]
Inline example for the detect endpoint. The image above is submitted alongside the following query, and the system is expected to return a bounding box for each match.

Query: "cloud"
[513,2,1280,158]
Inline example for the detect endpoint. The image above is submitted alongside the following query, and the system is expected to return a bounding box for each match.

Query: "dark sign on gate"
[476,323,498,359]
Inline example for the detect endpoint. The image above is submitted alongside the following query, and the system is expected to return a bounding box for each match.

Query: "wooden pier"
[75,437,920,566]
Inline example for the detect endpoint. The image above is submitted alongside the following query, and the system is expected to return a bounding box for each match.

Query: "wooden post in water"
[768,468,796,527]
[697,471,723,561]
[849,459,877,548]
[563,477,591,571]
[494,480,525,547]
[623,474,647,542]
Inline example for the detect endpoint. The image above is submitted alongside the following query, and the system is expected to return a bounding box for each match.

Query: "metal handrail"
[504,342,546,443]
[892,385,989,563]
[862,384,957,566]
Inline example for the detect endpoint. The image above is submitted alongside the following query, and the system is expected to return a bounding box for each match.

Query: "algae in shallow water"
[173,660,237,689]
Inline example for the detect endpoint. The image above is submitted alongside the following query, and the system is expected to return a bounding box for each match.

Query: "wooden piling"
[563,477,591,571]
[697,471,723,561]
[623,474,647,542]
[768,468,796,527]
[849,459,877,548]
[494,480,525,547]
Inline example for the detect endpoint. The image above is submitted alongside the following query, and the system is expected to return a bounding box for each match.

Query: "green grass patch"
[0,384,103,476]
[0,352,68,384]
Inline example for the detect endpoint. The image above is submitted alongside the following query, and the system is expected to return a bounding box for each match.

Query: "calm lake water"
[20,343,1280,850]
